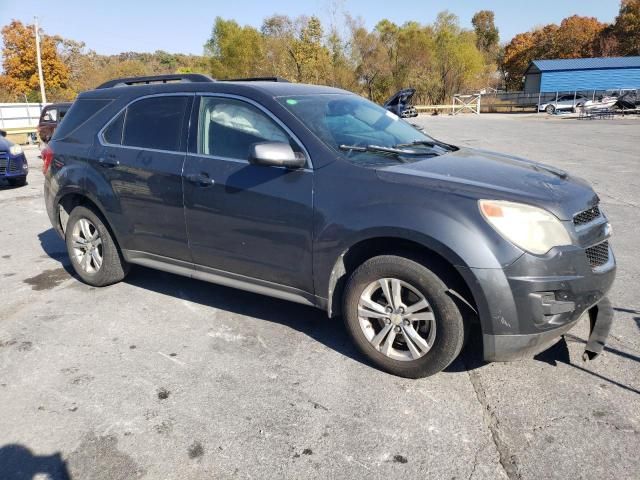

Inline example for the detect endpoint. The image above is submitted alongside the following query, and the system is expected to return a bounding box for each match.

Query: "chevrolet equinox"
[43,74,615,378]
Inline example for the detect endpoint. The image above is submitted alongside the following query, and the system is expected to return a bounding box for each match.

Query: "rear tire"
[65,205,129,287]
[343,255,466,378]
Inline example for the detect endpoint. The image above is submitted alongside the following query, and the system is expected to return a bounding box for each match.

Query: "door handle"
[98,157,120,168]
[186,172,215,187]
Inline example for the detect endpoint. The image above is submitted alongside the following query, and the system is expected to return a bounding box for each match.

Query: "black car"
[43,74,615,378]
[0,129,29,187]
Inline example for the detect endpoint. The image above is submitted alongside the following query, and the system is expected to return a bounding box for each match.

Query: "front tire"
[343,255,466,378]
[545,105,556,114]
[65,205,129,286]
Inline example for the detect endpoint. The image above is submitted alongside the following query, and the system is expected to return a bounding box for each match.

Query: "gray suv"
[43,75,615,378]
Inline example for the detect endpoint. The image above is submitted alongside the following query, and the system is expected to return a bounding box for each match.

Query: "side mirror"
[248,142,306,169]
[0,129,6,137]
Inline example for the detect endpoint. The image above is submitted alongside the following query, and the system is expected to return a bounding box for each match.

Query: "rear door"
[93,94,193,261]
[183,94,314,293]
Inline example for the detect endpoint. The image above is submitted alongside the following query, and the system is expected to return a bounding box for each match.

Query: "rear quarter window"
[53,99,112,141]
[121,96,190,152]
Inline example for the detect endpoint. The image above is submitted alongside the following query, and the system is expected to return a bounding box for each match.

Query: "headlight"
[479,200,572,255]
[9,144,23,155]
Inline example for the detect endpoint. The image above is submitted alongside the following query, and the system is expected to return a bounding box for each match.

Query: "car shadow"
[36,228,371,368]
[37,229,76,277]
[126,265,370,365]
[534,335,639,395]
[0,444,71,480]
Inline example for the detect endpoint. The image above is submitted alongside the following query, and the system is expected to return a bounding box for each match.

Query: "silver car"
[539,94,587,114]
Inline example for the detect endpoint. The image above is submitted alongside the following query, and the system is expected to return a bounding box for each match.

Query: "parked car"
[38,102,72,144]
[43,74,615,378]
[539,94,587,114]
[383,88,418,118]
[0,129,28,187]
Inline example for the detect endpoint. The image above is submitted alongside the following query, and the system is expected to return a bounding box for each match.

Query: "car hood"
[376,147,598,220]
[383,88,416,107]
[0,136,11,152]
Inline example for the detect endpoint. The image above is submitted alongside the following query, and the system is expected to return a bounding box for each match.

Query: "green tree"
[348,17,390,101]
[431,12,485,102]
[471,10,499,55]
[205,17,264,78]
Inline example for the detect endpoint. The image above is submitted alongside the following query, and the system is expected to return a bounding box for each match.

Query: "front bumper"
[467,224,616,362]
[483,297,613,361]
[0,153,29,179]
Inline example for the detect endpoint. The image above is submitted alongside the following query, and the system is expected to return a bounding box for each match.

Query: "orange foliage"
[0,20,70,99]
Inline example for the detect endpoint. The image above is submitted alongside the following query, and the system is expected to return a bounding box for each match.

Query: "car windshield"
[277,94,453,165]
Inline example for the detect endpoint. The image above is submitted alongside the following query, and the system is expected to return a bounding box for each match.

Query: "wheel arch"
[55,191,124,254]
[325,234,483,326]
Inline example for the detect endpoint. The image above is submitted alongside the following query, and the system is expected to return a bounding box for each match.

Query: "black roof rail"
[96,74,215,89]
[221,76,290,83]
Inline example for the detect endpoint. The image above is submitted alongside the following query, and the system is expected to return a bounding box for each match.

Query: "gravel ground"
[0,113,638,479]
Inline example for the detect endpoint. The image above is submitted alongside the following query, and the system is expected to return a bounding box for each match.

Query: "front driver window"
[198,97,299,160]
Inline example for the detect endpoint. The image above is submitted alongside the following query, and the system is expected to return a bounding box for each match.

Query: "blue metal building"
[523,57,640,93]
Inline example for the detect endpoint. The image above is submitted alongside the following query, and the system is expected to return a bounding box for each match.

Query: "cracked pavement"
[0,114,639,479]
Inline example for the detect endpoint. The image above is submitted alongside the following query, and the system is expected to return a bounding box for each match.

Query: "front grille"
[586,241,609,268]
[574,205,601,226]
[9,159,20,173]
[0,157,7,175]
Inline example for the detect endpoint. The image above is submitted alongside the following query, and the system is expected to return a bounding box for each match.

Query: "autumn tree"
[0,20,70,101]
[611,0,640,55]
[502,16,606,90]
[554,16,606,58]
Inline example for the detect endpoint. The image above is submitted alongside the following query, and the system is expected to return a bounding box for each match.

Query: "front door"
[92,94,192,261]
[183,95,314,293]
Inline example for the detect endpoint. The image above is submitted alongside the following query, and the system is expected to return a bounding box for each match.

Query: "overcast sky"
[0,0,621,56]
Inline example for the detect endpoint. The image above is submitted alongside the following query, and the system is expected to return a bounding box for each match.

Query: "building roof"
[527,56,640,73]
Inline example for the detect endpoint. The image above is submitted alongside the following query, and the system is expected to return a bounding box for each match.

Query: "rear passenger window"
[122,96,190,152]
[103,112,124,145]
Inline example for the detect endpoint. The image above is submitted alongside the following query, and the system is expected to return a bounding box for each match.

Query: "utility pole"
[34,16,47,104]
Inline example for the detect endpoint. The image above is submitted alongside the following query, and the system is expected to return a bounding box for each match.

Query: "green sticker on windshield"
[286,99,298,105]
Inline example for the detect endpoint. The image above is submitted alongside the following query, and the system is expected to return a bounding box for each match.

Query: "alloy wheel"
[71,218,103,274]
[357,278,436,361]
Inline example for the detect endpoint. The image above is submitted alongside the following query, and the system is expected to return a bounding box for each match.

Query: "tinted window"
[198,97,299,159]
[123,96,190,151]
[103,112,124,145]
[53,99,112,141]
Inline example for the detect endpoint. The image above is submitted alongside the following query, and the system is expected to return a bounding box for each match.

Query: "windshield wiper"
[393,139,454,151]
[339,144,431,162]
